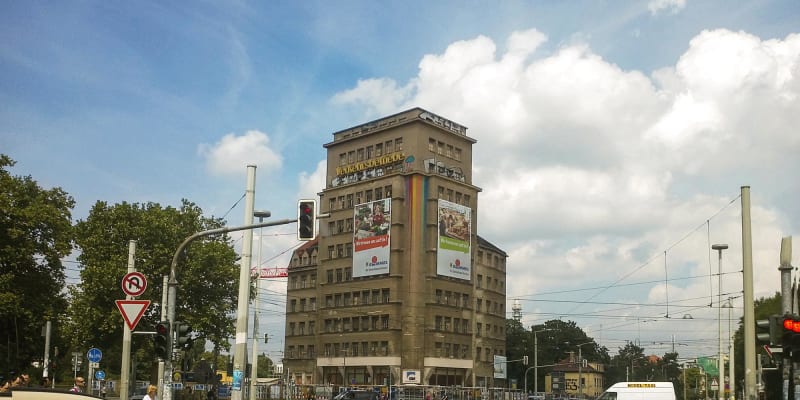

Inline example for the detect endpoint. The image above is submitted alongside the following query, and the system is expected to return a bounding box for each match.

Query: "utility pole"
[233,165,256,400]
[120,240,136,400]
[741,186,757,400]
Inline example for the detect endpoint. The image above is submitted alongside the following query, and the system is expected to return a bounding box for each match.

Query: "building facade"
[283,108,507,388]
[544,355,605,398]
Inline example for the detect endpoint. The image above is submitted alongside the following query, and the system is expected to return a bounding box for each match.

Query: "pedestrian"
[143,384,158,400]
[101,384,108,398]
[12,373,30,388]
[70,377,86,393]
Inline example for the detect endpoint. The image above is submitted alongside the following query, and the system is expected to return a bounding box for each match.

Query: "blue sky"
[3,0,800,362]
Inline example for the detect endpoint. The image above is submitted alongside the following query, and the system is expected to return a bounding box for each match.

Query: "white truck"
[596,382,676,400]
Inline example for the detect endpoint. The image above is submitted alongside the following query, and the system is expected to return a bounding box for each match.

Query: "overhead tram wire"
[515,270,742,299]
[559,192,742,318]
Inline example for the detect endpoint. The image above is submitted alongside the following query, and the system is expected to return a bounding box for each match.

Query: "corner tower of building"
[284,108,507,389]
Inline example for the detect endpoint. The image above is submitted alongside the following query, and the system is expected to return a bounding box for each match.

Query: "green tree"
[505,318,609,393]
[606,341,649,383]
[65,200,240,374]
[257,353,274,378]
[0,155,74,375]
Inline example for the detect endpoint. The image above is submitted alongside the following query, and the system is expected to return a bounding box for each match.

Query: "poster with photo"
[437,199,471,280]
[353,198,391,277]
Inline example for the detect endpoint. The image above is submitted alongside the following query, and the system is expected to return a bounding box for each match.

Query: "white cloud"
[332,27,800,358]
[298,160,327,200]
[648,0,687,16]
[198,130,282,176]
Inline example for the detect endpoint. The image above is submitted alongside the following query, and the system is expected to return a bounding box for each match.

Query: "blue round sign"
[95,370,105,380]
[87,348,102,363]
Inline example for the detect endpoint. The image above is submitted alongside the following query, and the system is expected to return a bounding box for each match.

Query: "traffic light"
[782,314,800,348]
[757,314,783,346]
[154,321,171,360]
[175,322,193,350]
[297,200,316,240]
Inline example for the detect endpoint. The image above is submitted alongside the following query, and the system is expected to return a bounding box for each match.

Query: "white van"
[596,382,676,400]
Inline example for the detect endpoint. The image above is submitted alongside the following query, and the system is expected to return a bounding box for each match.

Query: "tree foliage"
[506,318,609,393]
[0,155,74,375]
[65,200,240,374]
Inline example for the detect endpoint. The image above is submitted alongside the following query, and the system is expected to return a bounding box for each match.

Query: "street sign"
[115,299,151,330]
[95,370,105,380]
[122,272,147,297]
[87,348,102,363]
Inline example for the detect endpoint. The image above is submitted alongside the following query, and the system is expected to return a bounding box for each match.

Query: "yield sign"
[115,299,150,330]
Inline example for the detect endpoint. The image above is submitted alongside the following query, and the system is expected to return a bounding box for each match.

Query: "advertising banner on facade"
[353,198,391,277]
[493,355,507,379]
[437,199,471,280]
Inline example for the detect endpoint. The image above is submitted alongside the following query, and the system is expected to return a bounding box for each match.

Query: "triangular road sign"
[115,299,151,331]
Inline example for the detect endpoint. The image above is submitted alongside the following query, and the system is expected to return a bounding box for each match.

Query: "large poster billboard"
[353,198,391,277]
[437,199,471,280]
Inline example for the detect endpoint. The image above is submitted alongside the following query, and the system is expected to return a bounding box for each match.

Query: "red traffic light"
[783,317,800,333]
[156,322,169,335]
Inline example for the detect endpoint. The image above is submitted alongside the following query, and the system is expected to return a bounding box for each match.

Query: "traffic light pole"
[165,217,296,400]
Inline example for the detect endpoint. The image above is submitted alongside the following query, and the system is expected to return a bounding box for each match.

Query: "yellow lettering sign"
[336,152,405,176]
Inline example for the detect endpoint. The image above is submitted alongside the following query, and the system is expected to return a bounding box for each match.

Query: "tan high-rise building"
[284,108,507,388]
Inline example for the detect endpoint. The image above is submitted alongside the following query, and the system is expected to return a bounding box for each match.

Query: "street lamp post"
[723,299,734,400]
[713,244,728,400]
[250,210,270,400]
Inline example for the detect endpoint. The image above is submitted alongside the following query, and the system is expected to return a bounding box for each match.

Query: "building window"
[309,321,316,334]
[376,143,383,156]
[447,145,453,158]
[384,185,392,198]
[347,151,355,164]
[346,243,353,257]
[328,246,335,259]
[437,141,444,155]
[290,300,296,312]
[429,138,436,152]
[366,145,373,159]
[310,298,316,311]
[339,153,347,166]
[477,275,482,288]
[345,267,352,280]
[327,270,334,283]
[365,189,373,202]
[454,147,462,161]
[336,268,343,282]
[325,296,333,308]
[357,148,364,161]
[382,288,390,303]
[375,187,382,199]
